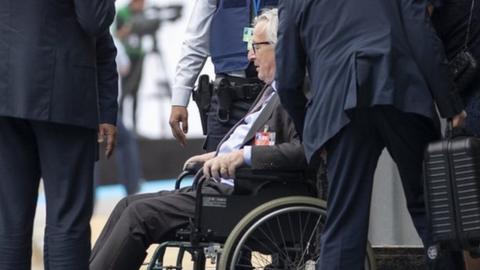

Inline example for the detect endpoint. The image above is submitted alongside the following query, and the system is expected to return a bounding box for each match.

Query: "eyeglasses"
[251,41,272,54]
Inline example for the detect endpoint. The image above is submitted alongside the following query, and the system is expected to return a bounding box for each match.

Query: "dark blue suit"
[0,1,117,269]
[276,0,464,269]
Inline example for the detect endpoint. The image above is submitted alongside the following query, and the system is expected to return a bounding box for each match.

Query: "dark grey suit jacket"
[275,0,464,161]
[0,0,118,129]
[220,85,307,172]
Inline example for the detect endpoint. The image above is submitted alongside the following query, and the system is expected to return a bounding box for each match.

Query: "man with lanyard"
[169,0,278,151]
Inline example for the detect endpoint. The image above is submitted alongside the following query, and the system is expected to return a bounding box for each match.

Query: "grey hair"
[253,8,278,45]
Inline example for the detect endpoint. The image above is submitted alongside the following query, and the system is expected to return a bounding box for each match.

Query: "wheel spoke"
[220,199,334,270]
[235,210,323,270]
[236,235,277,267]
[257,225,292,259]
[275,215,293,266]
[295,215,323,268]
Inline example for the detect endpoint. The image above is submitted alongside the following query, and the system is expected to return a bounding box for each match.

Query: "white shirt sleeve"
[171,0,217,106]
[243,145,252,166]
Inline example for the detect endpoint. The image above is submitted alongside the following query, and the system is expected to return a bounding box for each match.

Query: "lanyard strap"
[464,0,476,50]
[252,0,261,17]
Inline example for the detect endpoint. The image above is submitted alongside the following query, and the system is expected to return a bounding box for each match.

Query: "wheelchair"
[145,164,377,270]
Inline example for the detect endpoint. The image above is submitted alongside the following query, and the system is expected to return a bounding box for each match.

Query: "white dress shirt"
[217,83,277,185]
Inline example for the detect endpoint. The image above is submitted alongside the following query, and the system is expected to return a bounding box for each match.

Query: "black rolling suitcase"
[424,122,480,253]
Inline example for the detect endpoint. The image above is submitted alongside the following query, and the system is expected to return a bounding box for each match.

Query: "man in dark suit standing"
[89,9,307,269]
[0,1,118,269]
[276,0,466,269]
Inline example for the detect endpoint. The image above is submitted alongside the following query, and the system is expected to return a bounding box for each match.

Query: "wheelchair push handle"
[183,161,204,174]
[175,162,204,190]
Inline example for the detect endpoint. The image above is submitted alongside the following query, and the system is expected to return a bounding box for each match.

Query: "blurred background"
[97,0,214,186]
[114,0,209,139]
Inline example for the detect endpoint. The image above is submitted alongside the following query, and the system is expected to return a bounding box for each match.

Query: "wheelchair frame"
[145,165,377,270]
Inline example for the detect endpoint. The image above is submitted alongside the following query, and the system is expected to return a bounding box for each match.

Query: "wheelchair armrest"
[235,167,312,182]
[175,162,204,190]
[183,161,204,173]
[234,167,316,195]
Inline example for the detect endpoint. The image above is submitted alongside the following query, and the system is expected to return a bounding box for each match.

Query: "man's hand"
[452,110,467,128]
[98,123,117,158]
[183,152,215,170]
[203,150,245,180]
[169,106,188,146]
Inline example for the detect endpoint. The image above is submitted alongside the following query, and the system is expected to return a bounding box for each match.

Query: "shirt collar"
[271,80,277,92]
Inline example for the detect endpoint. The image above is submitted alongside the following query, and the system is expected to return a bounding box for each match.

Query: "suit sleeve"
[250,108,307,171]
[401,0,463,118]
[275,0,308,135]
[96,31,119,125]
[74,0,116,36]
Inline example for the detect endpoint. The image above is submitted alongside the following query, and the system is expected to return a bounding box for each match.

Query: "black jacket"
[432,0,480,78]
[276,0,464,161]
[218,85,310,195]
[218,85,307,172]
[0,0,118,129]
[432,0,480,135]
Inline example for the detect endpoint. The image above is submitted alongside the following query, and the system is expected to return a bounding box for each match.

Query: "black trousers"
[463,84,480,136]
[89,181,232,270]
[0,117,96,270]
[318,106,464,270]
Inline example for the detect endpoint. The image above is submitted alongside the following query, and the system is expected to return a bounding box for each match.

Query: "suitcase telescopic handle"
[446,119,454,139]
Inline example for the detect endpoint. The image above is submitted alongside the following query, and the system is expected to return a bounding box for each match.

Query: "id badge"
[254,125,276,146]
[243,27,253,50]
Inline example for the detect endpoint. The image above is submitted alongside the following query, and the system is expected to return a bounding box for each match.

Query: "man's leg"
[90,183,230,270]
[319,109,384,270]
[32,121,96,270]
[464,88,480,136]
[0,117,41,270]
[90,192,160,261]
[379,107,465,270]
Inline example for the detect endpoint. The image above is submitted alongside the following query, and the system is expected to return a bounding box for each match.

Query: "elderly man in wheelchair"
[90,8,374,270]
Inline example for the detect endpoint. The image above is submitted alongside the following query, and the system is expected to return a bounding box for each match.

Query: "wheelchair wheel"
[218,196,376,270]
